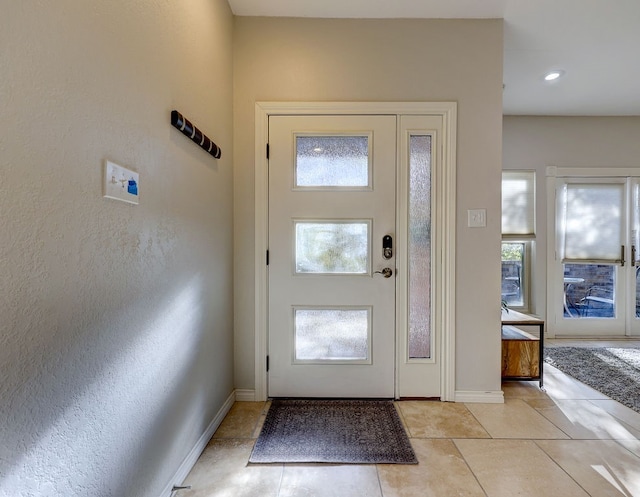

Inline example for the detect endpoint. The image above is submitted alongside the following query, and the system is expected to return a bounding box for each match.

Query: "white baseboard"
[455,390,504,403]
[234,389,256,402]
[159,390,236,497]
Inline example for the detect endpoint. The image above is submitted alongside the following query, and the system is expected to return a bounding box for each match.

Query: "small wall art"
[104,160,139,205]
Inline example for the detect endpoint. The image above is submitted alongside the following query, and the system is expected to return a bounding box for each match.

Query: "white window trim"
[501,170,536,313]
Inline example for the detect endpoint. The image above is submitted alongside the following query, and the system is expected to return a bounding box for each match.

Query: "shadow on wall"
[0,275,218,496]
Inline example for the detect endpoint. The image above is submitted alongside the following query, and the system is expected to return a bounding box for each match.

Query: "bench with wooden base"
[501,309,544,388]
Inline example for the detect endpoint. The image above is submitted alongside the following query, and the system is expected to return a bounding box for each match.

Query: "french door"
[550,173,640,336]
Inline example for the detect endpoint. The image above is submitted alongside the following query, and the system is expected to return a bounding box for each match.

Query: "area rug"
[249,399,417,464]
[544,347,640,413]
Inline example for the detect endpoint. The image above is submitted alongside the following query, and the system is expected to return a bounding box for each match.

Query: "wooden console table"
[501,309,544,388]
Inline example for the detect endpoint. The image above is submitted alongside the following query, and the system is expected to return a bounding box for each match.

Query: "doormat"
[544,347,640,413]
[249,399,417,464]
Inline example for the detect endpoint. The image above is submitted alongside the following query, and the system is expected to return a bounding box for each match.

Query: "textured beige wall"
[233,18,504,393]
[503,116,640,321]
[0,1,234,495]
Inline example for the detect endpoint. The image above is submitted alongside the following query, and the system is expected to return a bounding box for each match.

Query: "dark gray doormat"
[544,347,640,413]
[249,399,418,464]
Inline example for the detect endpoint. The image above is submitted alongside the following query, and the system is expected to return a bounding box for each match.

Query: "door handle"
[374,268,393,278]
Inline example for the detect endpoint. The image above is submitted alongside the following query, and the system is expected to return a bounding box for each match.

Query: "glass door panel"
[408,135,431,359]
[635,267,640,320]
[630,179,640,334]
[293,307,371,363]
[295,135,371,188]
[295,221,370,274]
[553,177,627,335]
[563,263,615,319]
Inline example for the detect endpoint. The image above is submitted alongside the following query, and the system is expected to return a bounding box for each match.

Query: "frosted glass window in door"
[295,221,370,274]
[295,135,371,187]
[408,135,432,359]
[294,308,370,362]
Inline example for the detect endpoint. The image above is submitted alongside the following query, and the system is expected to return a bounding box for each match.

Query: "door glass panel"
[563,263,615,318]
[633,183,640,262]
[294,308,371,362]
[636,267,640,319]
[633,183,640,320]
[408,135,431,359]
[295,135,370,188]
[295,221,370,274]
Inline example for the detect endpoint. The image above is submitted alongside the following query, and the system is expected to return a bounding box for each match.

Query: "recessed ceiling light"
[544,70,565,81]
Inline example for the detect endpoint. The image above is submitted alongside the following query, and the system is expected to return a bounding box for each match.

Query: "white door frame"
[546,166,640,337]
[254,102,457,401]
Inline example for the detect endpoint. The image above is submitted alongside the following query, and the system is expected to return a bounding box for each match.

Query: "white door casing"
[254,102,457,401]
[396,115,444,397]
[547,167,640,337]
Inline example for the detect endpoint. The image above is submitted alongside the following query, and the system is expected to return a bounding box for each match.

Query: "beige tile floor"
[179,359,640,496]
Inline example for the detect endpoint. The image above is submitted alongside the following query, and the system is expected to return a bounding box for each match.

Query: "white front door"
[268,115,397,397]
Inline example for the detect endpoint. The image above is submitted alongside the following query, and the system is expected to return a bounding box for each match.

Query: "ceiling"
[227,0,640,116]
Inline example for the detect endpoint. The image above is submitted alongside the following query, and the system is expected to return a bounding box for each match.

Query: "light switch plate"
[104,160,139,205]
[468,209,486,228]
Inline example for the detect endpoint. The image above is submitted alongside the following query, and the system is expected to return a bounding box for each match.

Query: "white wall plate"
[104,160,139,205]
[467,208,486,228]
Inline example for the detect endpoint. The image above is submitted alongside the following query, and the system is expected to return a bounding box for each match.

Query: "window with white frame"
[501,170,535,311]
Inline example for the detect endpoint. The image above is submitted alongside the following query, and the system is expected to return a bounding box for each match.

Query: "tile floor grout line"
[373,463,385,497]
[393,402,415,439]
[533,397,640,440]
[250,400,270,439]
[460,402,495,440]
[516,397,577,440]
[611,439,640,462]
[532,439,597,497]
[450,438,490,497]
[274,462,285,497]
[586,398,640,425]
[527,404,578,440]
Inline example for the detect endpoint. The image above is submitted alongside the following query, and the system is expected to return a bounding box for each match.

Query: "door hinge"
[266,355,270,372]
[266,250,269,265]
[266,143,270,159]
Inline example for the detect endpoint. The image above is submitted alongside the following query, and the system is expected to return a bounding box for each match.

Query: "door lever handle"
[374,268,393,278]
